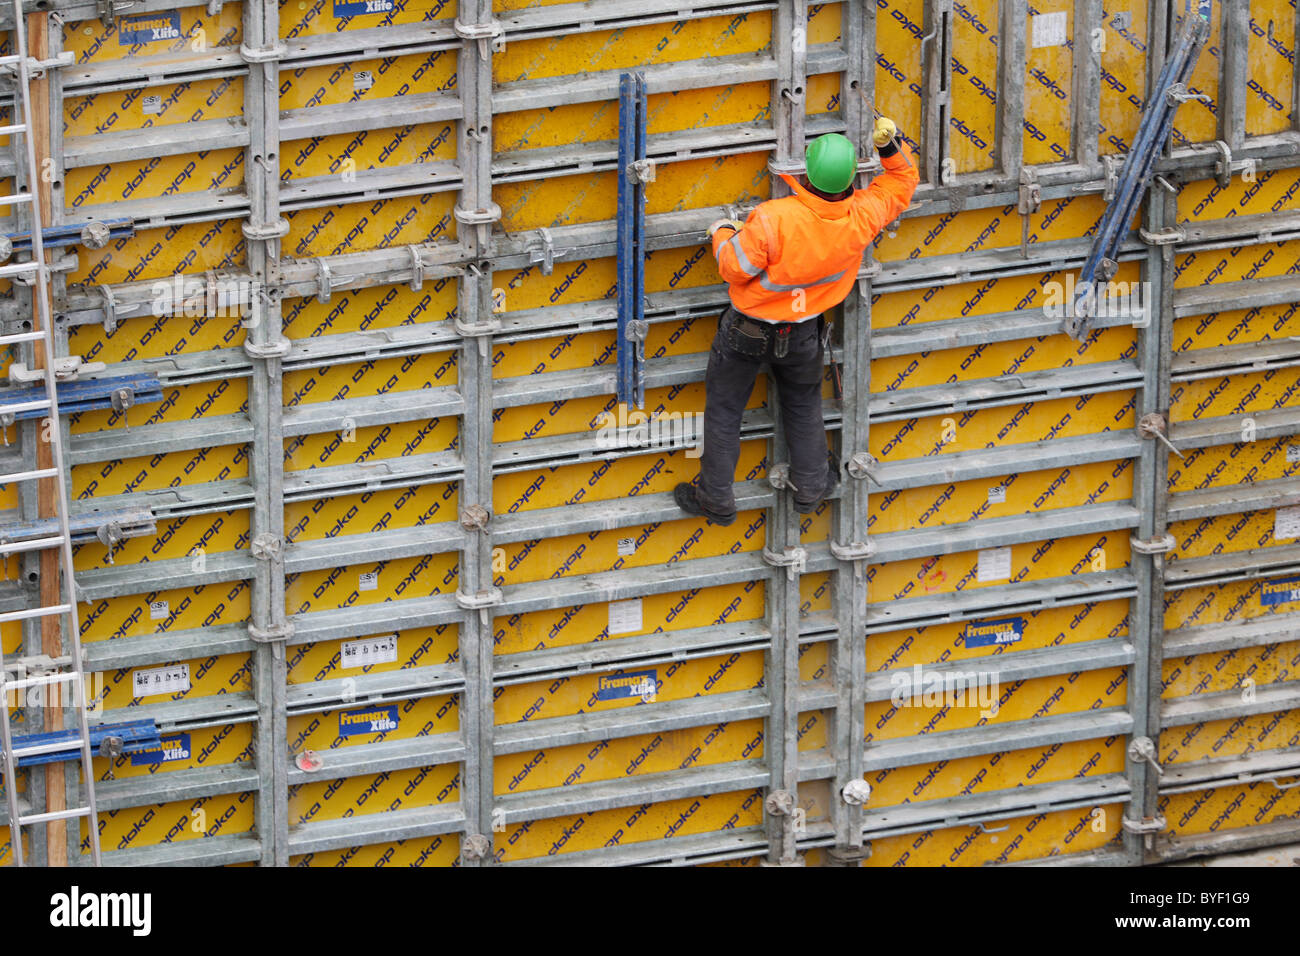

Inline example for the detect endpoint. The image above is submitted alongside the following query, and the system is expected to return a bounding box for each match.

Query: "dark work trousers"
[696,305,831,514]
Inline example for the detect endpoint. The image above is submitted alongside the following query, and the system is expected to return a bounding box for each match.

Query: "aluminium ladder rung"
[0,122,29,137]
[0,603,72,625]
[0,260,41,278]
[0,467,58,483]
[0,192,33,208]
[0,669,81,692]
[0,534,69,556]
[18,805,93,826]
[0,330,44,346]
[0,397,51,416]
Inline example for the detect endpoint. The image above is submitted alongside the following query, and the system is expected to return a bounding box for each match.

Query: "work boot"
[793,451,841,514]
[674,482,737,527]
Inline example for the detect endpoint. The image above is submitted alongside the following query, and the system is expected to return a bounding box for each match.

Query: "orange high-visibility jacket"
[711,147,919,323]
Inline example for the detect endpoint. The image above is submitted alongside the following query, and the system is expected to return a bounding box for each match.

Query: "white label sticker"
[142,94,162,115]
[341,634,397,667]
[608,598,643,635]
[987,485,1007,504]
[149,600,169,620]
[132,664,190,698]
[977,546,1013,582]
[1275,506,1300,541]
[353,70,374,92]
[1287,445,1300,465]
[358,571,379,592]
[1032,11,1068,47]
[617,537,637,557]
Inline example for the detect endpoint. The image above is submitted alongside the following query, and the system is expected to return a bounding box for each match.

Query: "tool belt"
[724,308,808,359]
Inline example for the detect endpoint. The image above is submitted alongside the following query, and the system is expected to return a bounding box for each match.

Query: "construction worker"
[675,119,919,525]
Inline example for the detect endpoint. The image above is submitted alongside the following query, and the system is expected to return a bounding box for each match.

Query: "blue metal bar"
[0,373,163,421]
[10,719,161,769]
[616,72,648,409]
[1066,7,1211,340]
[3,218,134,255]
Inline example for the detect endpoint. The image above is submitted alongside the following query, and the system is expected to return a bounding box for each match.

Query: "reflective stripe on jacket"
[710,147,920,322]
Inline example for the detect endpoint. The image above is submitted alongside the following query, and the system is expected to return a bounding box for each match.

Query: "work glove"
[707,218,744,239]
[873,116,901,156]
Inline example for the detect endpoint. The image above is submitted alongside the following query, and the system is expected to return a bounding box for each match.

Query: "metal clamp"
[1128,735,1164,778]
[243,336,291,360]
[239,41,287,64]
[248,620,296,643]
[97,0,136,28]
[1165,83,1210,107]
[763,546,807,581]
[764,789,797,817]
[8,355,104,384]
[768,157,806,178]
[846,452,877,480]
[454,19,505,59]
[99,283,119,334]
[625,319,648,343]
[526,227,571,276]
[250,533,283,561]
[626,158,656,184]
[406,245,425,292]
[315,258,333,304]
[456,587,503,611]
[241,218,290,241]
[1138,412,1185,459]
[1102,154,1120,201]
[1130,533,1175,555]
[841,779,871,806]
[830,540,876,562]
[462,833,493,861]
[454,203,503,226]
[1122,812,1166,854]
[459,505,491,532]
[976,820,1010,834]
[1138,225,1186,246]
[768,463,796,491]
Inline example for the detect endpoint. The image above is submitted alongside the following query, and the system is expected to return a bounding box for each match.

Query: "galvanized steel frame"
[0,0,1296,866]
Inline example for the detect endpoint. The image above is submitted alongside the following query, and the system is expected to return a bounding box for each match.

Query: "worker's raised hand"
[873,116,899,150]
[707,218,744,239]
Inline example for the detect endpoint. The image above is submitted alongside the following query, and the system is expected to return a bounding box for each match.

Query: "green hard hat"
[805,133,857,193]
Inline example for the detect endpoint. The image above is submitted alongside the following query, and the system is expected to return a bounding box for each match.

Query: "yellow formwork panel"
[1178,168,1300,223]
[1100,2,1149,155]
[1160,781,1300,839]
[493,317,712,379]
[873,327,1133,393]
[1175,237,1300,287]
[874,0,924,157]
[495,788,765,861]
[868,531,1132,603]
[1164,577,1300,631]
[880,193,1114,262]
[291,834,460,866]
[493,12,772,86]
[869,738,1126,808]
[1161,641,1300,700]
[283,417,458,472]
[282,0,456,40]
[1023,0,1073,166]
[862,802,1126,866]
[949,0,998,173]
[1169,509,1300,563]
[870,394,1138,462]
[1170,369,1300,427]
[70,379,250,439]
[93,726,253,789]
[78,578,249,644]
[68,310,248,367]
[64,5,243,65]
[93,651,252,713]
[285,194,459,258]
[1168,437,1295,495]
[871,261,1141,327]
[493,579,765,655]
[68,222,246,285]
[285,553,460,615]
[869,601,1131,673]
[1247,1,1296,136]
[494,381,706,444]
[284,283,458,338]
[288,696,459,755]
[285,624,459,684]
[867,462,1133,535]
[72,445,250,500]
[1161,711,1300,766]
[72,511,251,579]
[283,354,459,409]
[1171,7,1221,147]
[1173,302,1298,356]
[286,484,459,542]
[868,670,1128,742]
[494,515,761,588]
[80,792,255,855]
